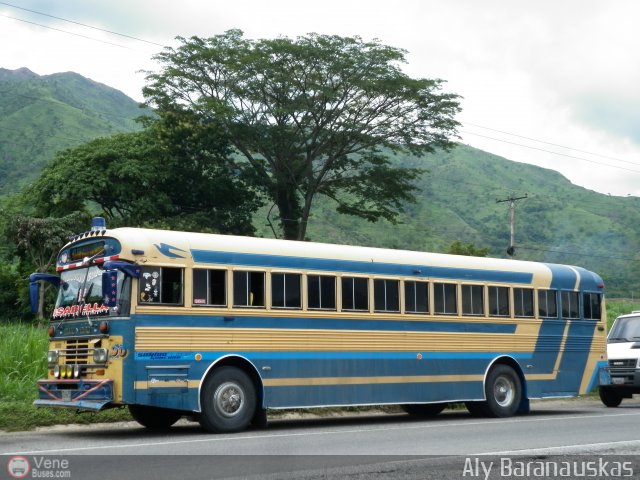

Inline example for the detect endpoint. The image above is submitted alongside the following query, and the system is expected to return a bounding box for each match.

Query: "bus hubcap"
[494,376,514,407]
[214,382,244,417]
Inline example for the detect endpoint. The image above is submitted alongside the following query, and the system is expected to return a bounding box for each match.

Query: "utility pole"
[496,194,527,257]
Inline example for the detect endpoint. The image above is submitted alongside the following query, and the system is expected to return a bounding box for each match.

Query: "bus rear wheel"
[466,365,522,418]
[200,366,257,433]
[484,364,521,417]
[401,403,447,416]
[128,404,182,430]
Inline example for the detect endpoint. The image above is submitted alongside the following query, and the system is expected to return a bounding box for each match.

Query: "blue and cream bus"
[30,218,609,432]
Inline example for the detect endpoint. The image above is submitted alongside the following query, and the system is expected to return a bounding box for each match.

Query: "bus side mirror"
[28,273,62,314]
[102,270,119,307]
[29,281,40,314]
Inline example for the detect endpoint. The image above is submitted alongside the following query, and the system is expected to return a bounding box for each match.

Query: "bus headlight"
[47,350,59,364]
[93,348,108,364]
[53,365,61,378]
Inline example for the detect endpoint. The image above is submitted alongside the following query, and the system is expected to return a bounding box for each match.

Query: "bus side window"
[561,291,580,319]
[514,287,534,317]
[139,266,183,305]
[405,281,429,314]
[374,279,400,312]
[233,271,265,308]
[272,272,302,309]
[461,284,484,316]
[583,292,602,320]
[538,289,558,318]
[488,286,510,317]
[434,282,457,315]
[342,277,369,311]
[193,269,227,306]
[308,275,336,310]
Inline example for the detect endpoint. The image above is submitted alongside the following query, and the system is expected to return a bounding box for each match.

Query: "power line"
[0,13,130,49]
[0,1,166,47]
[461,120,639,167]
[460,131,640,174]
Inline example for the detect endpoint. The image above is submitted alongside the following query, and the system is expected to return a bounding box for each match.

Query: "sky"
[1,0,639,197]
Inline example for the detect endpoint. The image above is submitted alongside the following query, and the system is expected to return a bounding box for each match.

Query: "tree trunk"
[275,185,303,240]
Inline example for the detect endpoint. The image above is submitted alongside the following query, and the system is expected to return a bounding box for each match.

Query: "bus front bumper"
[34,379,114,411]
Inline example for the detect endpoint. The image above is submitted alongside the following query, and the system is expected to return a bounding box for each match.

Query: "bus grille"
[61,339,90,365]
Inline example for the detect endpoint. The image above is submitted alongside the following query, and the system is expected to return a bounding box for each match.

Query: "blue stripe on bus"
[191,249,534,284]
[134,314,518,334]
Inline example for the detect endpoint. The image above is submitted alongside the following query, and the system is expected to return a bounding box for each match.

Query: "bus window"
[405,280,428,314]
[462,284,484,316]
[272,273,302,309]
[561,291,580,319]
[193,269,227,306]
[514,288,534,317]
[488,286,510,317]
[374,279,400,313]
[434,282,457,315]
[538,289,558,318]
[307,275,336,310]
[583,293,602,320]
[342,277,369,311]
[139,266,183,305]
[233,271,265,308]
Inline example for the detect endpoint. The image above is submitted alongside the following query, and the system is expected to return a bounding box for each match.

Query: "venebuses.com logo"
[6,456,30,479]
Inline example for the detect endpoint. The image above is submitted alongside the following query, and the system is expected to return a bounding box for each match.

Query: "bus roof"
[67,227,605,292]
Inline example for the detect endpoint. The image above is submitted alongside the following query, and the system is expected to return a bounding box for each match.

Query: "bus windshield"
[52,266,131,320]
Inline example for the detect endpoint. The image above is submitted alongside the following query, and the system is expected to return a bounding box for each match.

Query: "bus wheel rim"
[494,375,515,407]
[214,381,245,418]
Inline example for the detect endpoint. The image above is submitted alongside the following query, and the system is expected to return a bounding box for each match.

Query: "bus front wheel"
[128,404,182,430]
[200,366,257,433]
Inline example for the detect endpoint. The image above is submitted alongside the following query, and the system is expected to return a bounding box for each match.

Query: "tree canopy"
[28,123,261,235]
[144,30,461,239]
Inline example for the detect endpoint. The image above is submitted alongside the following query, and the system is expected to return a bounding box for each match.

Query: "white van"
[600,312,640,407]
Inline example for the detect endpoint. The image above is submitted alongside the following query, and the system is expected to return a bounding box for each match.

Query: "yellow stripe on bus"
[134,325,543,353]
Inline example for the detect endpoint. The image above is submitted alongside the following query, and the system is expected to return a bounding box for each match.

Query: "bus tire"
[200,366,257,433]
[484,364,522,418]
[128,404,182,430]
[401,403,447,416]
[599,386,623,407]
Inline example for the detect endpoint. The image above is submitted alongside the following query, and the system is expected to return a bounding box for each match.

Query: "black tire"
[128,404,182,430]
[401,403,448,416]
[199,366,257,433]
[483,364,522,418]
[599,386,623,407]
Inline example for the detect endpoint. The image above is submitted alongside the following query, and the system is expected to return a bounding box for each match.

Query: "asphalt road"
[2,397,640,479]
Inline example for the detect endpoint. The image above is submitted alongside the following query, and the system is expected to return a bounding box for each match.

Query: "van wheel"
[128,405,182,430]
[484,365,522,417]
[200,366,256,433]
[599,386,623,407]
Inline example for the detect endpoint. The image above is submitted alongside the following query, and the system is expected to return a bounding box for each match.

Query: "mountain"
[290,146,640,297]
[0,67,147,195]
[1,68,639,297]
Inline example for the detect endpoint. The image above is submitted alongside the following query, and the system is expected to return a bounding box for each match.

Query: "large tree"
[144,30,461,240]
[28,124,261,235]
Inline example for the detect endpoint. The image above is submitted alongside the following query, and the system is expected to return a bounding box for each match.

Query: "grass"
[2,299,639,431]
[0,322,131,432]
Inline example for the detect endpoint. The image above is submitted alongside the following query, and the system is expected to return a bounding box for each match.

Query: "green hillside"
[287,146,640,297]
[0,67,146,195]
[1,67,638,298]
